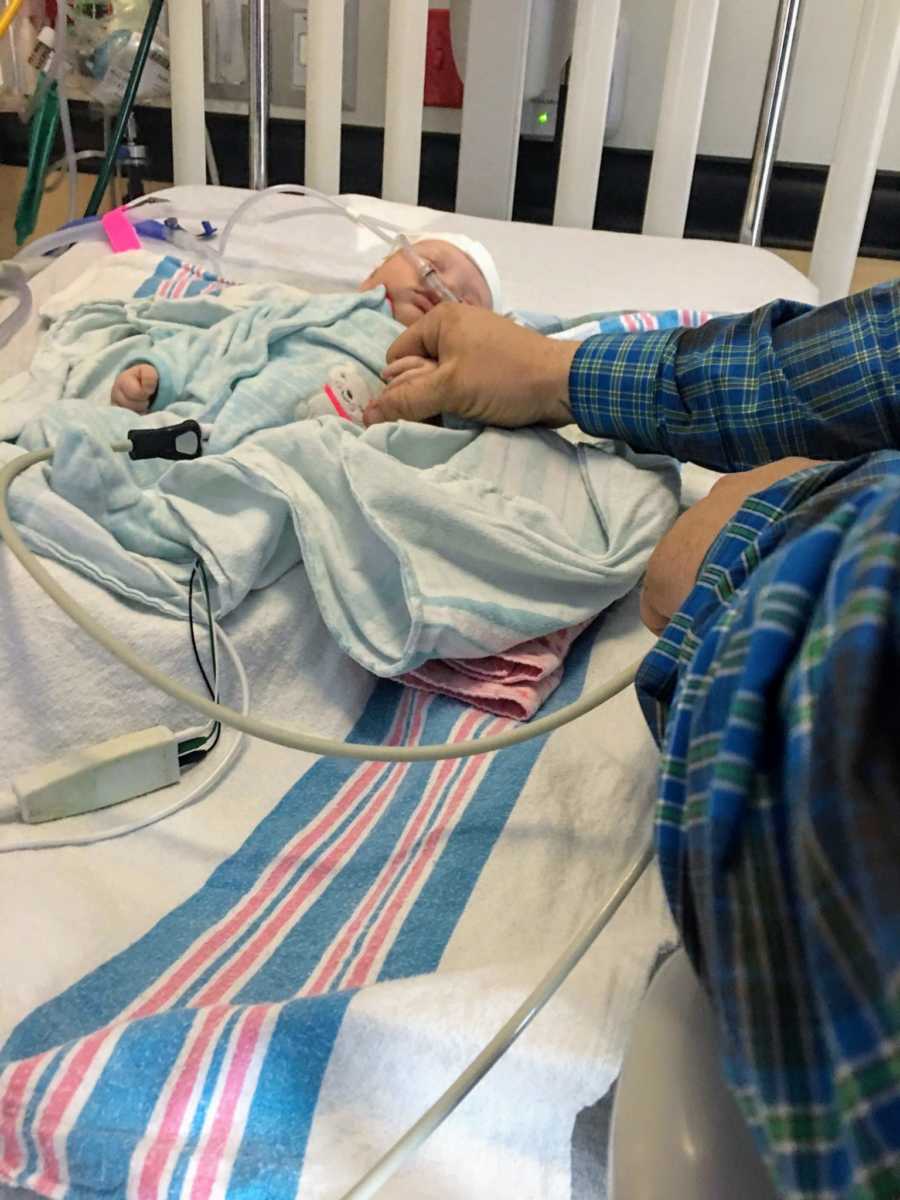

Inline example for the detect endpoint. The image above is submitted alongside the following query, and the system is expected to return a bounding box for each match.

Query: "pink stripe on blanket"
[400,619,593,720]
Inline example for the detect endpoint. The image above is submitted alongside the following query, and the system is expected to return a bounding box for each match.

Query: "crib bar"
[248,0,271,190]
[642,0,720,238]
[305,0,344,194]
[455,0,533,220]
[738,0,806,246]
[553,0,621,229]
[168,0,206,186]
[382,0,429,203]
[810,0,900,302]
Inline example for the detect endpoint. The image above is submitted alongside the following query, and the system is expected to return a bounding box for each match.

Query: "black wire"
[184,558,221,764]
[188,560,216,700]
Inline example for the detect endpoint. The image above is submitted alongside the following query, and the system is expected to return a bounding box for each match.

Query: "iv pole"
[249,0,270,189]
[739,0,806,245]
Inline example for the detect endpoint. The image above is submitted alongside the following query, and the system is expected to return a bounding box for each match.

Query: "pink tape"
[101,207,141,254]
[323,384,352,421]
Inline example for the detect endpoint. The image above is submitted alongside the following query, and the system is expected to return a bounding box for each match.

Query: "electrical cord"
[0,623,248,853]
[338,833,655,1200]
[0,443,641,763]
[179,558,222,766]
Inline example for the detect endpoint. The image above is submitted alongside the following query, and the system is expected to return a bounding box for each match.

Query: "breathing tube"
[212,184,409,276]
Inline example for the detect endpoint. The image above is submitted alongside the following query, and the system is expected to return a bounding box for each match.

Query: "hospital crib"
[2,3,900,1200]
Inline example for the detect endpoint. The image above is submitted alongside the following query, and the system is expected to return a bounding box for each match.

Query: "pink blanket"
[400,620,594,721]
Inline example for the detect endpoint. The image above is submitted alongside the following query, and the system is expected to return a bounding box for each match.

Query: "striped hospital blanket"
[0,621,673,1200]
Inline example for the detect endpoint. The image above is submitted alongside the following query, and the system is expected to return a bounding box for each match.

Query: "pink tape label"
[101,208,141,254]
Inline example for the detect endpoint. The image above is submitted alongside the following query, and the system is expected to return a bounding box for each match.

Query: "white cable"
[0,622,249,853]
[0,444,641,763]
[43,150,106,193]
[338,833,655,1200]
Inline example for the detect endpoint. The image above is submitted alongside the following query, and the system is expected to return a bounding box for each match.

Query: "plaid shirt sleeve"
[635,453,900,1199]
[569,282,900,471]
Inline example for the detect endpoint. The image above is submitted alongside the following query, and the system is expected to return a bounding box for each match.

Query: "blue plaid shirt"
[570,282,900,1199]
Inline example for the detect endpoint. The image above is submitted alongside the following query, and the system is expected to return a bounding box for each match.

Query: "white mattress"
[0,192,816,1200]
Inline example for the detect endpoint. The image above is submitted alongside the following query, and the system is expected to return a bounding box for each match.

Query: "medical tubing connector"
[338,834,655,1200]
[0,442,641,764]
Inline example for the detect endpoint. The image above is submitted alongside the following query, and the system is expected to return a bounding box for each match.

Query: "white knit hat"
[410,232,503,312]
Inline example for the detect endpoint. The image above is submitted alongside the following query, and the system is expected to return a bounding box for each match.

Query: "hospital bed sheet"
[0,204,814,1200]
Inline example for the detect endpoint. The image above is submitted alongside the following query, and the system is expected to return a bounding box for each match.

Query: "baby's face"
[359,239,493,326]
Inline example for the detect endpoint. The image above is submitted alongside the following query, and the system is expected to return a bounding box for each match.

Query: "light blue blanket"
[1,286,680,675]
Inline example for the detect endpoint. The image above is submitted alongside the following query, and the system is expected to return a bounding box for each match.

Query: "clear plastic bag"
[66,0,169,108]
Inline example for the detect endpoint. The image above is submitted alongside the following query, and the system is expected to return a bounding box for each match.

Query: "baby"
[110,234,502,414]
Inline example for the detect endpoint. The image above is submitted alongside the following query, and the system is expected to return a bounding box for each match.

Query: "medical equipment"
[84,0,165,215]
[0,547,249,852]
[397,235,461,305]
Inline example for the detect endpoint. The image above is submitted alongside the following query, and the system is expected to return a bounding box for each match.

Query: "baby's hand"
[381,355,437,388]
[111,363,159,413]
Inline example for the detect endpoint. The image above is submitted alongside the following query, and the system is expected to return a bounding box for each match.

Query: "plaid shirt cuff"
[569,329,680,449]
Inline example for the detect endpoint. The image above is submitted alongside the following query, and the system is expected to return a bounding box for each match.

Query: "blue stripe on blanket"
[133,254,228,300]
[0,624,597,1199]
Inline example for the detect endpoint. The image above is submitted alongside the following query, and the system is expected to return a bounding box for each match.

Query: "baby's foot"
[111,363,159,413]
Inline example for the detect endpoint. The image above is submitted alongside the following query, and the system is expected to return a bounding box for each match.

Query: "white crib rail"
[553,0,621,229]
[455,0,533,220]
[642,0,720,238]
[809,0,900,303]
[305,0,345,195]
[383,0,429,204]
[168,0,206,187]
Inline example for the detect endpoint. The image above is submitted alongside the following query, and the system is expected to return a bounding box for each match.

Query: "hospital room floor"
[0,164,897,293]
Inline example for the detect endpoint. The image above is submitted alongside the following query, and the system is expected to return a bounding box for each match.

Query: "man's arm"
[367,284,900,472]
[572,283,900,470]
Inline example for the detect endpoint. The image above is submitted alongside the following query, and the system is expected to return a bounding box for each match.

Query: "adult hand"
[640,458,825,635]
[364,305,578,429]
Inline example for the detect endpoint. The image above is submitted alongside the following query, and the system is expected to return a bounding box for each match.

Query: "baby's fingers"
[382,355,432,382]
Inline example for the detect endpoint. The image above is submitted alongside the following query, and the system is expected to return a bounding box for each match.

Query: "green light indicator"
[537,111,549,125]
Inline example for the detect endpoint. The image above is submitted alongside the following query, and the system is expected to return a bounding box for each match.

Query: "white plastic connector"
[12,727,181,825]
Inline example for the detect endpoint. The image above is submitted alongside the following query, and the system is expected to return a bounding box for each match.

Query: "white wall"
[344,0,900,168]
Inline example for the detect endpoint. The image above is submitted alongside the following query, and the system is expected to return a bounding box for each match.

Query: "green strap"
[15,82,60,247]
